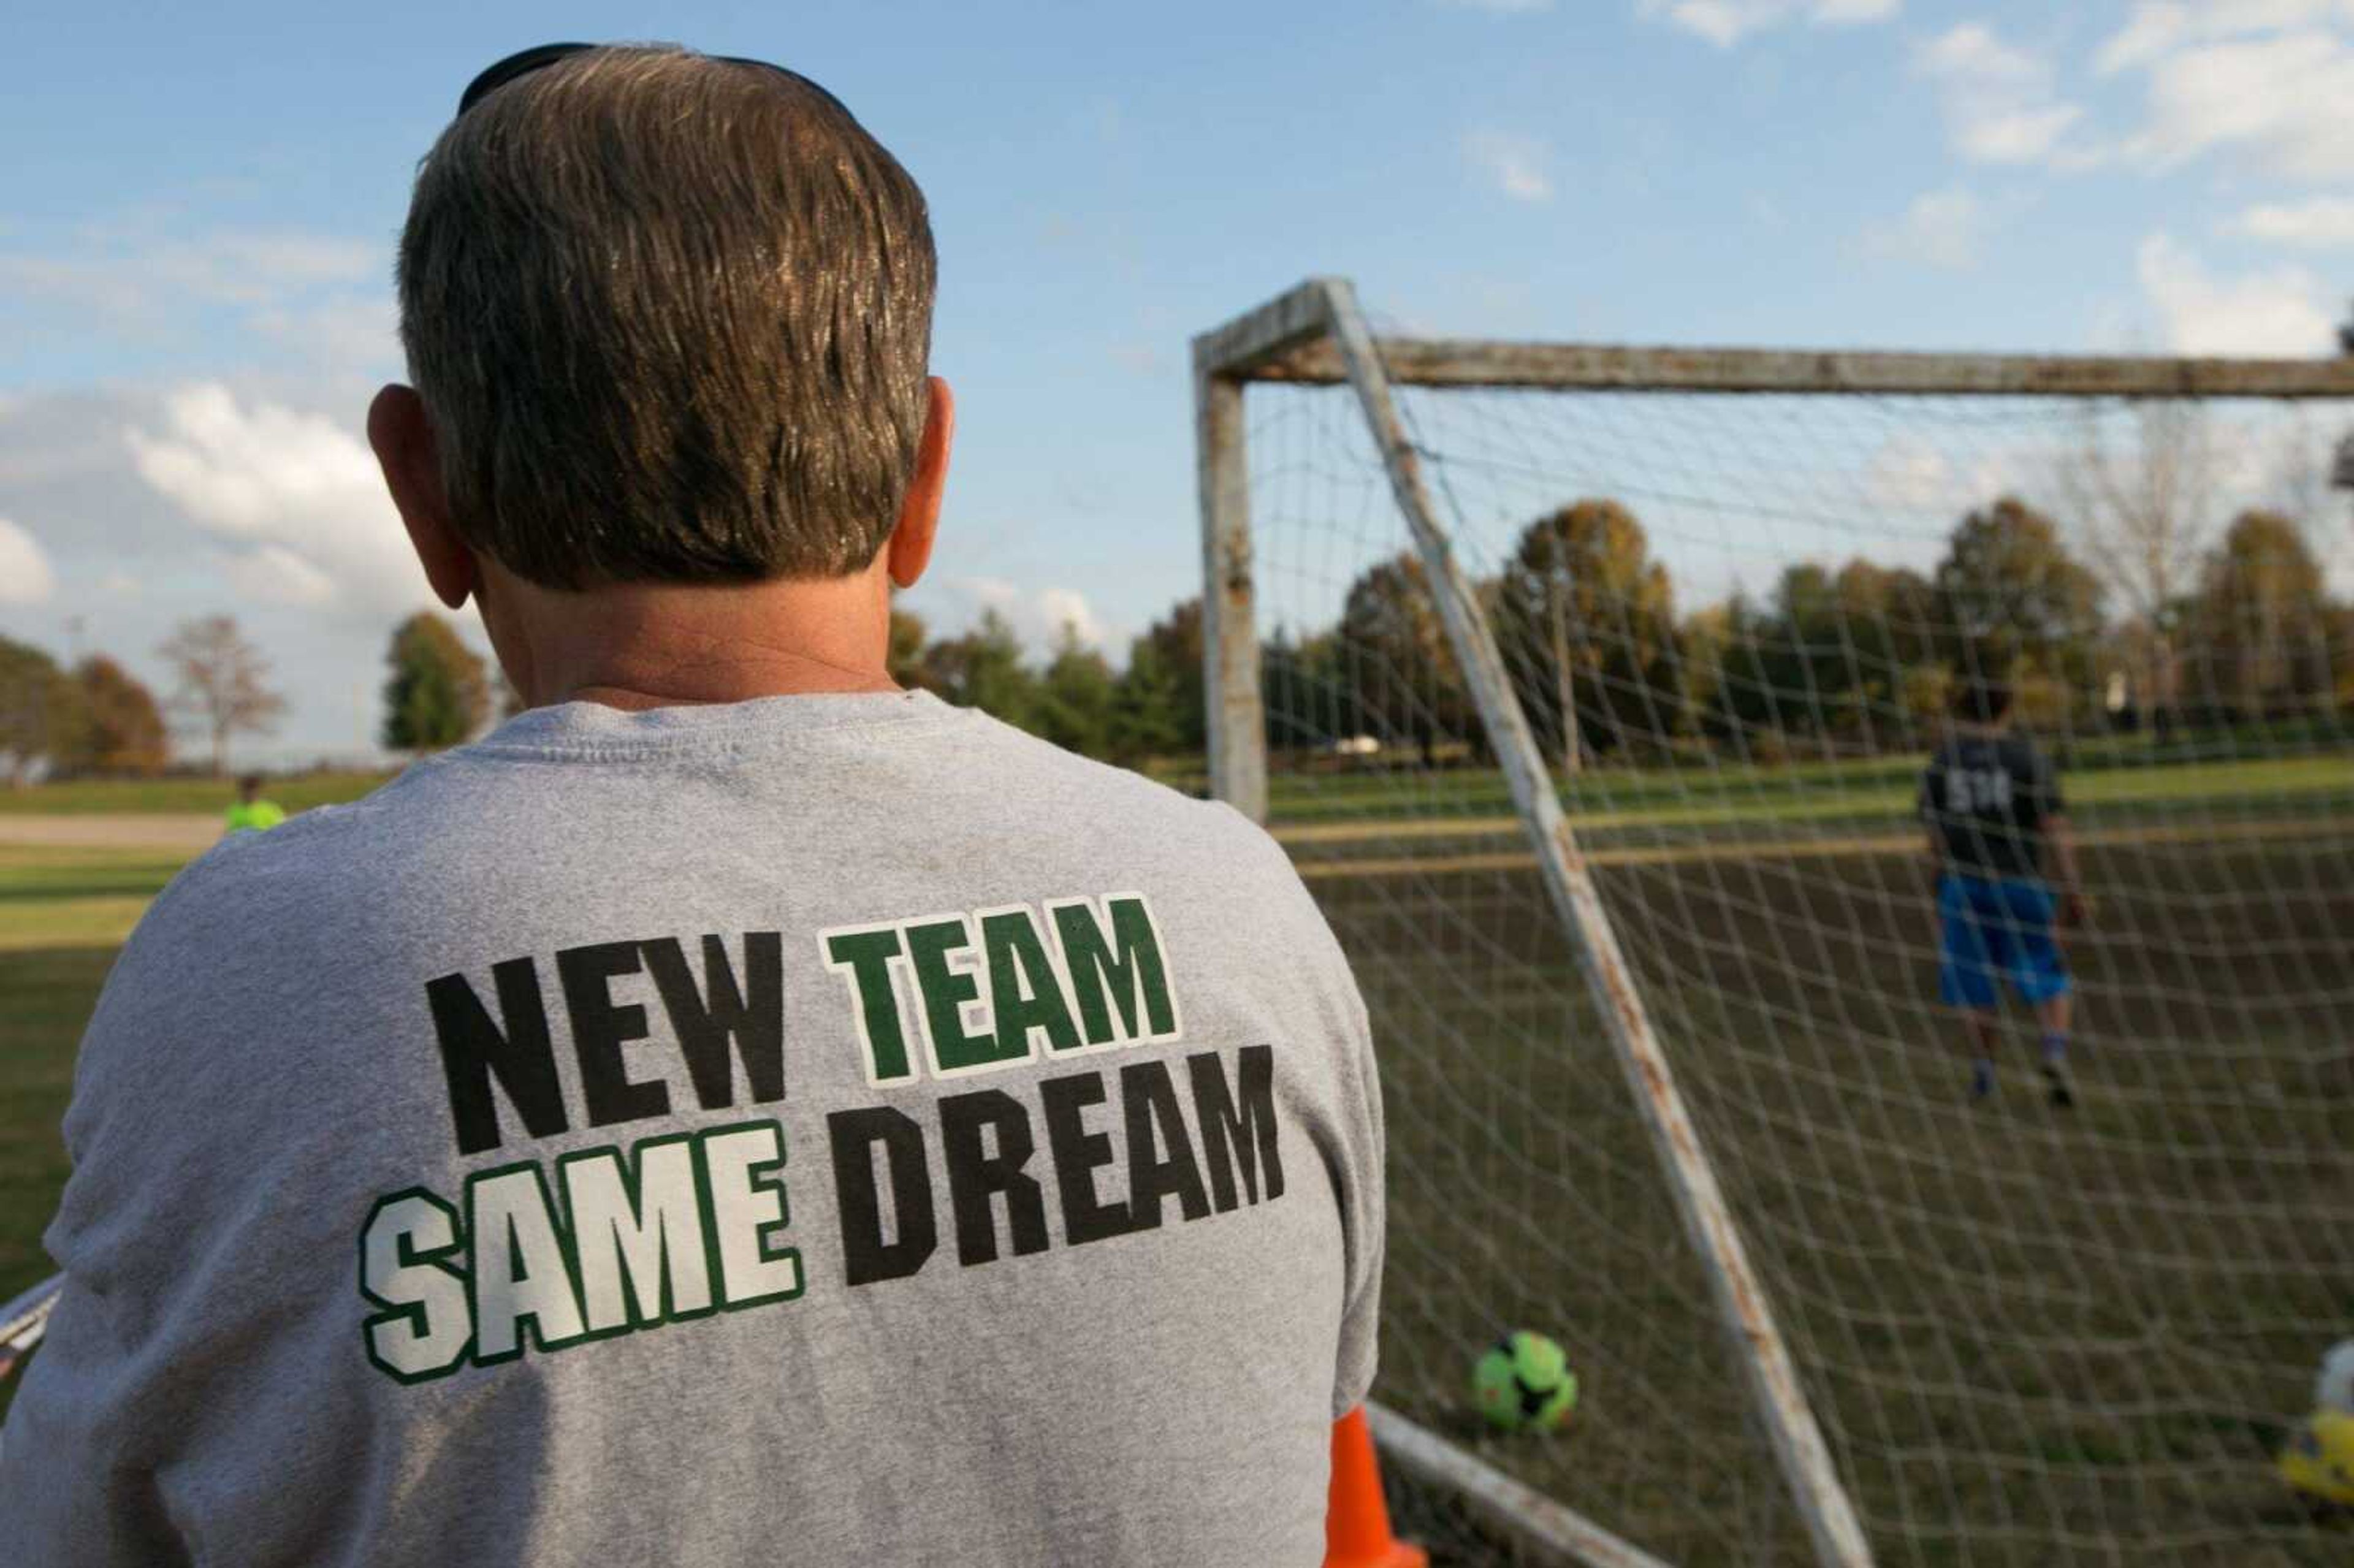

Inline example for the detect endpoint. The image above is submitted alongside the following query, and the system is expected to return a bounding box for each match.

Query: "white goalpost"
[1197,278,2354,1567]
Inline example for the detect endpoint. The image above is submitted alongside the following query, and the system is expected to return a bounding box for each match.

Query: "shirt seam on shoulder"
[462,708,968,764]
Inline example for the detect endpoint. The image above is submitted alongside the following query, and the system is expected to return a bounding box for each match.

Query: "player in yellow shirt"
[223,774,286,834]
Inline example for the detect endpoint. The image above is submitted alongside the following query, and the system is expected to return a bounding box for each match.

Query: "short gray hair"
[396,45,937,586]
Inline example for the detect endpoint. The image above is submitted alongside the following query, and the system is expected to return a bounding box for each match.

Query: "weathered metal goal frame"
[1192,276,2354,1568]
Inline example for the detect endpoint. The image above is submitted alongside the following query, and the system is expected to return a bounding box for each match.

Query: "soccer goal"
[1195,278,2354,1567]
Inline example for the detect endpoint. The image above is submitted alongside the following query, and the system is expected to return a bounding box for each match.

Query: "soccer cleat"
[2042,1059,2075,1109]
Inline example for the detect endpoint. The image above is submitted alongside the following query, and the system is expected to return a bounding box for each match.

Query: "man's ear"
[368,385,477,612]
[885,377,954,590]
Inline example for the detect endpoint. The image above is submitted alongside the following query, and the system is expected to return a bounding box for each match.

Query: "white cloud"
[1913,23,2085,164]
[0,223,394,385]
[1108,342,1170,376]
[2226,195,2354,245]
[0,385,467,759]
[2136,232,2336,354]
[2095,2,2195,74]
[123,383,429,616]
[2122,29,2354,179]
[2097,2,2354,74]
[0,517,57,606]
[248,295,401,372]
[1441,0,1553,10]
[1862,187,1990,270]
[2092,5,2354,180]
[932,577,1114,658]
[1464,129,1553,203]
[1636,0,1897,47]
[1862,435,1955,514]
[0,227,376,319]
[1037,587,1108,650]
[224,544,338,607]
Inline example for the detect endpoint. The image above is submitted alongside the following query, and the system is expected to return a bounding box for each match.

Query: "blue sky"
[4,1,2352,758]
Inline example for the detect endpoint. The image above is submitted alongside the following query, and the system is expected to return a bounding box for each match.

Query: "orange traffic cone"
[1325,1406,1428,1568]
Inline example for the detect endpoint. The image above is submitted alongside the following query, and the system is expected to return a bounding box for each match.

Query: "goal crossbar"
[1197,278,2354,398]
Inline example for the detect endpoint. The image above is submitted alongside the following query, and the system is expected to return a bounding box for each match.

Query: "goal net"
[1200,281,2354,1567]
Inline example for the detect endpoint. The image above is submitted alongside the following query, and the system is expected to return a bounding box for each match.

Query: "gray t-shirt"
[0,691,1384,1567]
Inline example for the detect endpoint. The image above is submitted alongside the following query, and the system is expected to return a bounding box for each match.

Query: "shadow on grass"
[0,872,185,904]
[1,946,112,1281]
[0,945,113,1423]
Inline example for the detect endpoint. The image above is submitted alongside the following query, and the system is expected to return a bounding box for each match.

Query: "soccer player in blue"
[1921,677,2090,1106]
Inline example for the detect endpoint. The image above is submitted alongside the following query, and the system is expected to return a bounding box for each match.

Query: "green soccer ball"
[1474,1331,1579,1433]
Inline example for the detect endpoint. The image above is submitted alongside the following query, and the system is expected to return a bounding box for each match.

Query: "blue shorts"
[1937,873,2071,1011]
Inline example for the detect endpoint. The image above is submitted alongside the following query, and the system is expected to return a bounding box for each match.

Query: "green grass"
[1261,752,2354,829]
[1337,842,2354,1567]
[0,771,394,816]
[0,845,185,1416]
[0,847,177,1287]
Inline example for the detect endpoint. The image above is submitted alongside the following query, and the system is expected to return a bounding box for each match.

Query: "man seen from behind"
[0,44,1385,1566]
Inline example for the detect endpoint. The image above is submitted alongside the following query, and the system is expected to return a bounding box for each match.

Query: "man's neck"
[485,563,900,711]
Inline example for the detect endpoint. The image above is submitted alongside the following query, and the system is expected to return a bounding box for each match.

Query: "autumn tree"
[66,656,169,775]
[382,612,491,752]
[156,615,286,777]
[1753,558,1941,745]
[2186,510,2334,721]
[1675,602,1734,740]
[1493,500,1678,768]
[1338,551,1475,766]
[1830,559,1940,672]
[1693,552,1950,752]
[1933,497,2104,702]
[0,636,86,787]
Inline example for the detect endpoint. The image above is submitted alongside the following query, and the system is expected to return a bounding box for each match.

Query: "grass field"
[1302,817,2354,1565]
[1,752,2349,1564]
[1257,752,2354,833]
[0,771,394,817]
[0,843,182,1415]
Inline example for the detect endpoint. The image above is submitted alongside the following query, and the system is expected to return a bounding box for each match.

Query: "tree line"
[888,484,2347,769]
[0,615,292,785]
[0,598,1210,783]
[0,610,494,783]
[890,601,1208,763]
[1295,489,2348,770]
[7,479,2338,785]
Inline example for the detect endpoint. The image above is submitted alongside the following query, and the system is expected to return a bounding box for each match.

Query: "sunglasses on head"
[455,41,854,121]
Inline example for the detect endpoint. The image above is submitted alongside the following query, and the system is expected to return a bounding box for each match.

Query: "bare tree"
[2060,401,2214,740]
[158,615,288,777]
[2263,410,2351,580]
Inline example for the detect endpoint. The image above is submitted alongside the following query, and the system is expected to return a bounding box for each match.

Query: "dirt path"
[0,815,223,853]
